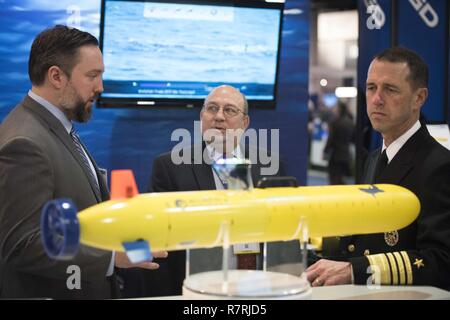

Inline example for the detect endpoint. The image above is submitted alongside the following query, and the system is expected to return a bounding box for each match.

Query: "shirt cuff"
[350,263,354,284]
[106,251,115,276]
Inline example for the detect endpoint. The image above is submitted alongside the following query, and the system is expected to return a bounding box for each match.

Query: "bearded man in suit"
[0,25,166,299]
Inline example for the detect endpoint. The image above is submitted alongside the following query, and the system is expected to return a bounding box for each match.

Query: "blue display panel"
[357,0,392,163]
[397,0,448,123]
[100,0,284,108]
[358,0,393,82]
[0,1,99,122]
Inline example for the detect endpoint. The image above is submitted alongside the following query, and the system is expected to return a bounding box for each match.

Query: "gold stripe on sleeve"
[371,254,391,285]
[400,251,413,285]
[386,252,399,285]
[393,252,406,285]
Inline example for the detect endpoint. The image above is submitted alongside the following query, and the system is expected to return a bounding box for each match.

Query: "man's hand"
[305,259,352,286]
[114,251,168,270]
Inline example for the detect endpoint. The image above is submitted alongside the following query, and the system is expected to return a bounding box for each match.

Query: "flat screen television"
[98,0,284,108]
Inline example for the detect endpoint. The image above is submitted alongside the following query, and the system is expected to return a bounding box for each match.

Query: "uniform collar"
[382,120,421,163]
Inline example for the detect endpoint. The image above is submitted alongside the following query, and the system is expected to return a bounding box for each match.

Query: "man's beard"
[72,97,92,123]
[60,87,92,123]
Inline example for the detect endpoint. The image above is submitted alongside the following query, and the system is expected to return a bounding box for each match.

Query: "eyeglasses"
[203,104,246,118]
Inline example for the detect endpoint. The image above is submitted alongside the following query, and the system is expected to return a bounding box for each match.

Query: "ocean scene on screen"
[102,1,281,84]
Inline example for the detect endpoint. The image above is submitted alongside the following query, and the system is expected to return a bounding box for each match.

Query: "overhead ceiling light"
[348,44,359,59]
[284,8,303,15]
[335,87,357,98]
[320,79,328,87]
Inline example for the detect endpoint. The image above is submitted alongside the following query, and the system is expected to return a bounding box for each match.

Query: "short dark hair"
[28,25,99,86]
[374,46,428,90]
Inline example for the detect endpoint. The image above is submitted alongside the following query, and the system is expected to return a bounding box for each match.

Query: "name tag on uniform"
[233,243,260,254]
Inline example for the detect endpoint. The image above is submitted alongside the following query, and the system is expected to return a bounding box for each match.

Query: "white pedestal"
[183,270,312,299]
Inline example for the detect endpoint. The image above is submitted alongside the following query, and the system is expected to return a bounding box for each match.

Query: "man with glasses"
[120,85,284,298]
[200,85,250,157]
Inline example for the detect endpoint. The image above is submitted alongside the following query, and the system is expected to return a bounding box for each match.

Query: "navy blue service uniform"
[341,125,450,290]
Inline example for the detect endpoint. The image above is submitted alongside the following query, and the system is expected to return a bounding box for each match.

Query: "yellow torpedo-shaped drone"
[41,170,420,263]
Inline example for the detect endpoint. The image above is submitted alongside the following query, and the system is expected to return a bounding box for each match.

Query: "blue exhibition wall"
[397,0,448,123]
[356,0,392,180]
[0,0,309,191]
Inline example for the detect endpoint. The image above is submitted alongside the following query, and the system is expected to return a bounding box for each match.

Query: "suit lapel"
[379,155,413,184]
[368,151,379,184]
[23,96,103,202]
[376,127,428,184]
[190,144,216,191]
[244,145,263,185]
[362,150,380,184]
[192,163,216,190]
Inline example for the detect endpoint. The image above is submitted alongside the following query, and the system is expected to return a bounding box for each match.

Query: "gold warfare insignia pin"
[384,231,399,246]
[414,258,425,269]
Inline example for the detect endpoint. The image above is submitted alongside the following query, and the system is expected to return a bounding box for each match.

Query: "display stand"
[182,158,311,299]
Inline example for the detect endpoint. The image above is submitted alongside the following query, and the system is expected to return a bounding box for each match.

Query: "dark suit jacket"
[120,143,283,297]
[0,96,115,299]
[341,125,450,290]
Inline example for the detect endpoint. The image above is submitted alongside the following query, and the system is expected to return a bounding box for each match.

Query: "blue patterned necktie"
[221,153,229,189]
[70,127,101,200]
